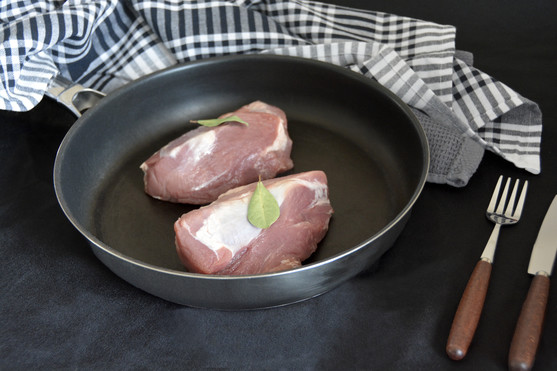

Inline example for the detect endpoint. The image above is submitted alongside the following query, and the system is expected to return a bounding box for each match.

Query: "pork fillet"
[174,171,333,275]
[140,101,293,204]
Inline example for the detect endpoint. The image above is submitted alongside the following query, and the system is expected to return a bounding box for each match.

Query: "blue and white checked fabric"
[0,0,542,186]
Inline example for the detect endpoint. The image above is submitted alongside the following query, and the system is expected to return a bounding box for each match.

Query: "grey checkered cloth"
[0,0,542,186]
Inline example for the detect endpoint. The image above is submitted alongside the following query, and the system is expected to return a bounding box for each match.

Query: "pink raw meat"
[174,171,333,275]
[140,101,293,204]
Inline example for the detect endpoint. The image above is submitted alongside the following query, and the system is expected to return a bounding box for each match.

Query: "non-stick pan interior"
[55,55,427,274]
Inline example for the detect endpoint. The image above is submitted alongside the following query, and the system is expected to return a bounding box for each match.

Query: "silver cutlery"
[509,195,557,371]
[446,175,528,360]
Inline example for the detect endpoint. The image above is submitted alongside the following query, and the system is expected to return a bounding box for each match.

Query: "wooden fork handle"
[508,274,550,371]
[446,259,492,360]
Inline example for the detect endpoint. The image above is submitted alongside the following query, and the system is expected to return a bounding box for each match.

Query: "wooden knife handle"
[446,259,492,360]
[508,274,550,371]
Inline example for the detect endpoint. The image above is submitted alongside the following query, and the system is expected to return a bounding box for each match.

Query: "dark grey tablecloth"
[1,1,556,369]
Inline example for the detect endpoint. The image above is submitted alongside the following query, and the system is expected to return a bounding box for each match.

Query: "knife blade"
[508,195,557,371]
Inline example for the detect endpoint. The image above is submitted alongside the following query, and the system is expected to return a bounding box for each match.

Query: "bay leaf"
[248,178,280,229]
[190,115,249,127]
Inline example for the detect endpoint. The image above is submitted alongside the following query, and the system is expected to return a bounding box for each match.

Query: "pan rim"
[53,54,429,281]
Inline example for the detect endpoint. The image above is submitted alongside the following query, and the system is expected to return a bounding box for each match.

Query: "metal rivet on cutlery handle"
[446,176,528,361]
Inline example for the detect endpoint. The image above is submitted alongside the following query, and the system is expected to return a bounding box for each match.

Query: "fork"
[446,175,528,361]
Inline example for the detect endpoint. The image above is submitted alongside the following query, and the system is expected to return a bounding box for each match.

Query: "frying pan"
[51,54,429,309]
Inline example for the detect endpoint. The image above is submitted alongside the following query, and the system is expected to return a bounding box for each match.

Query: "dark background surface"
[1,0,556,369]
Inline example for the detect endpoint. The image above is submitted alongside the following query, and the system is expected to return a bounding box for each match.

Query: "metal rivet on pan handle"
[45,73,105,117]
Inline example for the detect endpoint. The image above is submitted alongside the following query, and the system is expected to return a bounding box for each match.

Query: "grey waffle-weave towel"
[0,0,542,186]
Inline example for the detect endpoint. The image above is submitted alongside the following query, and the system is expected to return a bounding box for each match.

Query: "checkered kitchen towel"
[0,0,542,186]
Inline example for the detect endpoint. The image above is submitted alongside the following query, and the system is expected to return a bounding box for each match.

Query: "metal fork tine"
[512,181,528,219]
[504,179,520,217]
[487,175,503,213]
[495,177,511,215]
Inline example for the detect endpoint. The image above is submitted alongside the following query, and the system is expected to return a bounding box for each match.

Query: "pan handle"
[45,73,105,117]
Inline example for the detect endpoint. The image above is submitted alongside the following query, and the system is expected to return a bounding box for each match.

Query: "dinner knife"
[508,195,557,371]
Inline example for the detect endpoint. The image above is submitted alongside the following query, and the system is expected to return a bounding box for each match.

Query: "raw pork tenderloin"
[140,101,293,204]
[174,171,333,275]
